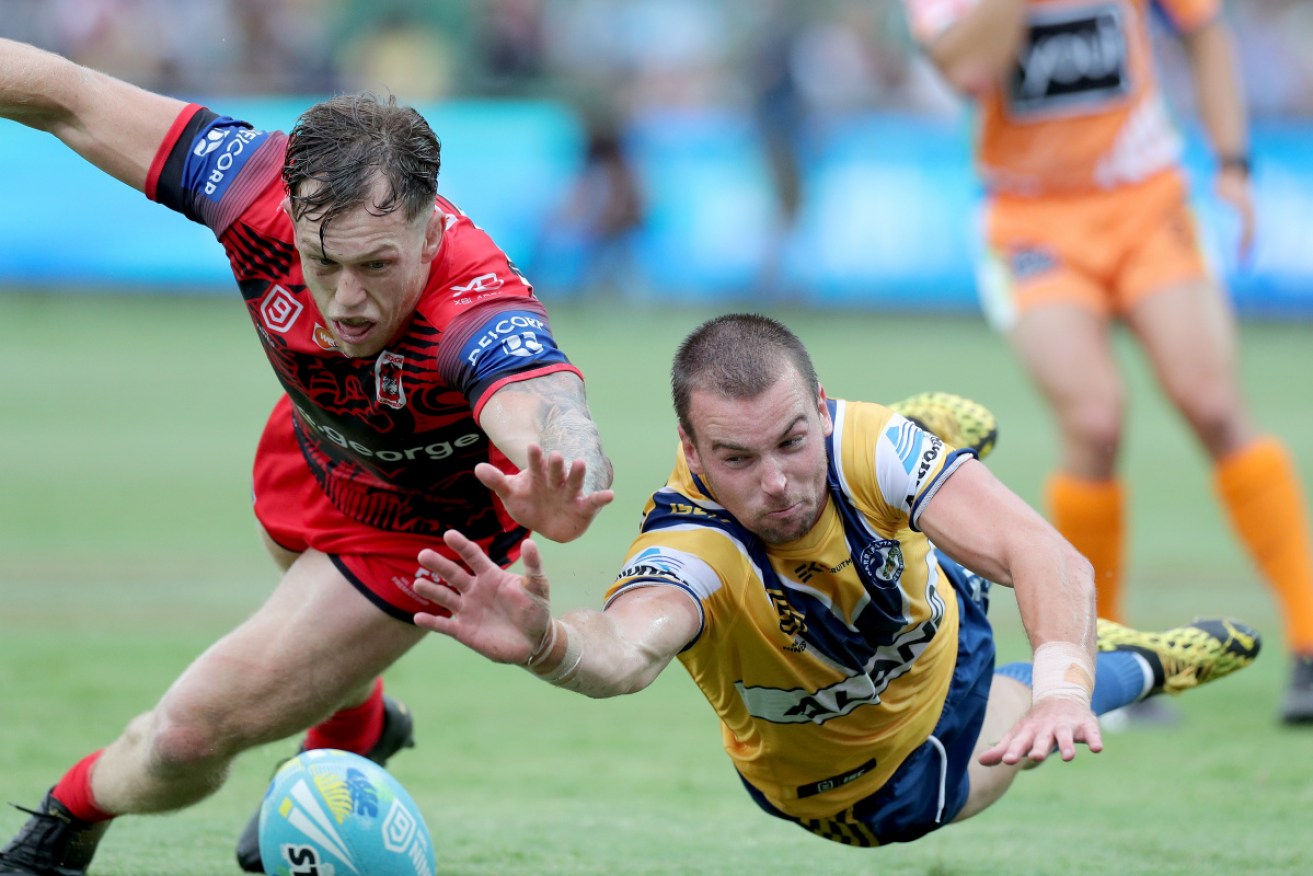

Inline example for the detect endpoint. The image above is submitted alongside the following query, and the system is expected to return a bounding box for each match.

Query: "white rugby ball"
[258,748,436,876]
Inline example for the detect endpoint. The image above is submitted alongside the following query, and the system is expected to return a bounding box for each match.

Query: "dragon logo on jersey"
[857,539,903,591]
[375,351,406,409]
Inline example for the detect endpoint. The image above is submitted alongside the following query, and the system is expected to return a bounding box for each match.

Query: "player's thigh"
[159,550,426,745]
[1125,280,1255,453]
[258,523,301,573]
[1010,304,1120,407]
[955,674,1032,822]
[1010,304,1126,460]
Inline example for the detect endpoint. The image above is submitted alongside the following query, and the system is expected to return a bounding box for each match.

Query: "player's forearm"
[1182,17,1249,169]
[0,38,82,128]
[1011,540,1097,656]
[483,371,614,493]
[523,610,673,698]
[926,0,1030,95]
[538,397,614,495]
[0,38,184,191]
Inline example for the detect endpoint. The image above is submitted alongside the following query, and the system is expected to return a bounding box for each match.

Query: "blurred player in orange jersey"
[899,0,1313,724]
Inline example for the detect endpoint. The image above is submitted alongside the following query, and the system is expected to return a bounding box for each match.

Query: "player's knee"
[1176,390,1248,456]
[145,706,247,775]
[1062,399,1123,457]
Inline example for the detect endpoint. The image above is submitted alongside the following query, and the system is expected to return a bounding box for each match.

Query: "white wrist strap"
[527,621,583,686]
[1031,641,1095,706]
[524,620,558,669]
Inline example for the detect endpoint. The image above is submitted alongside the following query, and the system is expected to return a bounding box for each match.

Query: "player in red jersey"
[0,38,613,876]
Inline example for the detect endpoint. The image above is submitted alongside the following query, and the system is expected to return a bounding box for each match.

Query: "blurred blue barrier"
[1,100,1309,317]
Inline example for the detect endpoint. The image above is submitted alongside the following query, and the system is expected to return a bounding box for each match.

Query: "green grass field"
[0,291,1310,875]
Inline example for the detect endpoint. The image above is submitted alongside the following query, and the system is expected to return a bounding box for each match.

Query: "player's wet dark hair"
[283,93,441,241]
[672,313,820,440]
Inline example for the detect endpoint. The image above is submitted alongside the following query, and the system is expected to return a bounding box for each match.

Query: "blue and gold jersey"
[604,399,976,819]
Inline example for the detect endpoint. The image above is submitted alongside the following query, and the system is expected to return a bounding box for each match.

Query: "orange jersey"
[903,0,1220,194]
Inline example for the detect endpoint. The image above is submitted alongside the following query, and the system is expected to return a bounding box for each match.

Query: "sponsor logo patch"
[1007,5,1129,117]
[261,286,303,334]
[313,323,339,350]
[450,272,505,295]
[465,312,548,365]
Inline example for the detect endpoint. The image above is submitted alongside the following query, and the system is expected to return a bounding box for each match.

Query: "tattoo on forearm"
[518,374,614,492]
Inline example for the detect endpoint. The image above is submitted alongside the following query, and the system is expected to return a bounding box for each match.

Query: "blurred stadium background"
[2,0,1312,313]
[2,3,1312,874]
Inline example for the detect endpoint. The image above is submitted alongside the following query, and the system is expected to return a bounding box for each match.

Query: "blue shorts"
[740,557,996,847]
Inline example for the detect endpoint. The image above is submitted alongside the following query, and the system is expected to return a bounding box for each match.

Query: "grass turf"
[0,291,1309,874]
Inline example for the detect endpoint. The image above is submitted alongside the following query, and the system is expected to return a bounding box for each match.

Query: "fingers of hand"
[414,576,461,613]
[416,548,468,591]
[444,529,495,573]
[413,611,455,635]
[522,538,544,575]
[474,461,508,494]
[546,451,568,488]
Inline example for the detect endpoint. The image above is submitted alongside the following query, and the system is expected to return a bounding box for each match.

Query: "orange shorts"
[978,170,1212,329]
[252,395,524,623]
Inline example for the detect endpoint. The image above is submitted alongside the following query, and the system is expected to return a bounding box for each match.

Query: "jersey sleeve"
[843,404,975,532]
[146,104,286,237]
[435,297,582,420]
[603,537,717,648]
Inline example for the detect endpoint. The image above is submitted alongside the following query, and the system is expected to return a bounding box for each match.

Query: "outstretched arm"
[413,531,700,697]
[918,459,1102,764]
[0,38,187,192]
[477,370,615,542]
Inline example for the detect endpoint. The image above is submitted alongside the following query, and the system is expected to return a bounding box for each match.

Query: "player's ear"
[421,208,443,262]
[817,384,833,437]
[279,196,293,220]
[678,424,702,475]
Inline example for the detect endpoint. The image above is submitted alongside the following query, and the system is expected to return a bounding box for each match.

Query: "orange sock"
[1047,473,1126,623]
[1214,437,1313,654]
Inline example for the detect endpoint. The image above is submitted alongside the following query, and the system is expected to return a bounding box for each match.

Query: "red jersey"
[146,105,581,554]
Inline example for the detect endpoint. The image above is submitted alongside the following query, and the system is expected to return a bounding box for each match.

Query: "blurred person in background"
[898,0,1313,724]
[534,112,647,299]
[0,36,613,876]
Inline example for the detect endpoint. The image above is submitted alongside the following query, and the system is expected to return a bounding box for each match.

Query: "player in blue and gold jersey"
[414,313,1259,848]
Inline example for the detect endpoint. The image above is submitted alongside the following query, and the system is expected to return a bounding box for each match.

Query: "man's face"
[286,180,441,358]
[680,370,833,545]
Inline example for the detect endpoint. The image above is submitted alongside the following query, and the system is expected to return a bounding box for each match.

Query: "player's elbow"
[940,60,1000,98]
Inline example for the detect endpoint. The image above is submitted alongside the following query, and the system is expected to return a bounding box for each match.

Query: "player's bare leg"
[90,550,426,814]
[1009,303,1124,480]
[1126,280,1255,459]
[953,674,1032,822]
[1130,279,1313,723]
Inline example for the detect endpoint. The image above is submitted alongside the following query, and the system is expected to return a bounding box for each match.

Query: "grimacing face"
[679,370,833,545]
[284,180,442,359]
